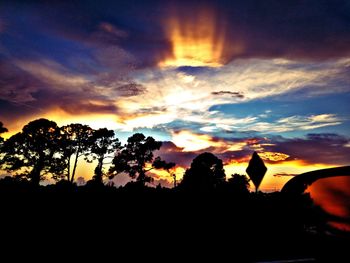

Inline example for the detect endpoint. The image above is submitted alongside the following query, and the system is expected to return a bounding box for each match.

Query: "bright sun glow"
[224,159,335,192]
[160,9,228,67]
[172,130,216,151]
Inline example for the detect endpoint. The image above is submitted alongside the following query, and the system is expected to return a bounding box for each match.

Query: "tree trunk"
[67,155,71,181]
[137,168,147,185]
[93,155,104,183]
[31,160,43,186]
[71,145,81,183]
[31,169,41,186]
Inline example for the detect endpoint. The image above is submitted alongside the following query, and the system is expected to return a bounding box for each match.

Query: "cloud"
[247,114,344,133]
[155,141,197,167]
[0,59,41,103]
[152,131,350,189]
[1,1,350,144]
[258,152,290,162]
[264,133,350,165]
[1,53,348,138]
[273,172,297,177]
[170,130,259,153]
[98,22,128,39]
[117,58,349,132]
[59,101,119,115]
[3,1,350,68]
[156,132,350,170]
[115,83,146,97]
[211,91,244,99]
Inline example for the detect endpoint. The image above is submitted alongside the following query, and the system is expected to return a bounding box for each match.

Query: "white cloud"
[118,58,349,130]
[7,56,349,134]
[248,114,343,133]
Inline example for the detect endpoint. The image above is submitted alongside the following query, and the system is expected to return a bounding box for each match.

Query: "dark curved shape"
[281,166,350,194]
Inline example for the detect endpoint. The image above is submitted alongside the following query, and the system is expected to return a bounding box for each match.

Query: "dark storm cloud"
[0,56,122,127]
[264,133,350,165]
[0,58,40,103]
[2,0,350,68]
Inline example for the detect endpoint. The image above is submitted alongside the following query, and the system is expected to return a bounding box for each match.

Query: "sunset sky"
[1,0,350,190]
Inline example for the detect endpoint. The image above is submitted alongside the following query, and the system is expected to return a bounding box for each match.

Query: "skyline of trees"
[0,118,260,191]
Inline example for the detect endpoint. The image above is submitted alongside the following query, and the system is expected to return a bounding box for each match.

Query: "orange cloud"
[171,130,247,153]
[159,6,243,67]
[259,151,290,162]
[149,166,186,186]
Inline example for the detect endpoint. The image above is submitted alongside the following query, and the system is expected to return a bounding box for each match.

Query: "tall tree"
[0,119,61,185]
[59,124,93,182]
[109,133,173,184]
[180,152,226,191]
[87,128,121,184]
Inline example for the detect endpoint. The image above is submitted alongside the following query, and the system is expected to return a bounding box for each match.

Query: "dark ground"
[0,185,349,262]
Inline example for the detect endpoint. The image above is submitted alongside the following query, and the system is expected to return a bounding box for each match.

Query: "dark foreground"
[0,186,349,262]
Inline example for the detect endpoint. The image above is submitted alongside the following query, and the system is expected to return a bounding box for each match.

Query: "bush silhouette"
[179,152,226,192]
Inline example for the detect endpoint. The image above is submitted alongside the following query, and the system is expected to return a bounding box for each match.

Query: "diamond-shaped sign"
[246,152,267,191]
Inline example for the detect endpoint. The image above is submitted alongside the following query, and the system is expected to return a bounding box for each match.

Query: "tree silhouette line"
[0,119,176,186]
[0,118,254,193]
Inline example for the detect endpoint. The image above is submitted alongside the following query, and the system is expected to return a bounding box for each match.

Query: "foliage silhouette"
[224,173,251,195]
[87,128,121,184]
[109,133,173,184]
[58,124,94,182]
[0,119,61,185]
[179,152,226,192]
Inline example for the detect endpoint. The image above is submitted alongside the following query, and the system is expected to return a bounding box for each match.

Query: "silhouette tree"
[109,133,171,184]
[0,119,61,185]
[87,128,121,184]
[180,152,226,191]
[59,124,94,183]
[226,173,250,194]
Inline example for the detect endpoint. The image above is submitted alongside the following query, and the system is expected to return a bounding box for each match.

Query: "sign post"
[246,152,267,193]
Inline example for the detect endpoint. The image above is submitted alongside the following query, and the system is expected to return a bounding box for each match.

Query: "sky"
[0,0,350,190]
